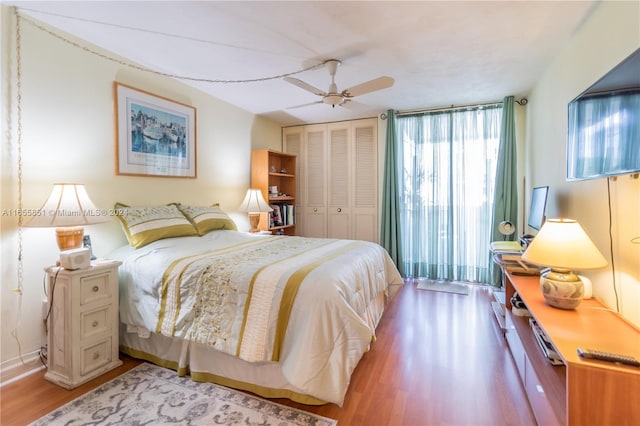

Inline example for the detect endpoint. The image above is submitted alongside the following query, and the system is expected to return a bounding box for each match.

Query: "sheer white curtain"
[396,105,502,283]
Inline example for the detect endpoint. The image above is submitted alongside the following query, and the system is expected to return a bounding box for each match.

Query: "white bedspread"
[111,230,403,404]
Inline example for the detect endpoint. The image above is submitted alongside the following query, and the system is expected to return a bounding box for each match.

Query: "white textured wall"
[1,6,281,372]
[525,1,640,327]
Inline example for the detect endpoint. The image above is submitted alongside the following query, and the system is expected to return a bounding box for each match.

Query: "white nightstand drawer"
[80,272,112,305]
[81,305,112,340]
[81,337,113,375]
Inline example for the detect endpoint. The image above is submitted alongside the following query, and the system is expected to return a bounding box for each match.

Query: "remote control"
[577,348,640,367]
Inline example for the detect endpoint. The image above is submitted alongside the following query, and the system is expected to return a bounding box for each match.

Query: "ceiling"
[10,1,598,126]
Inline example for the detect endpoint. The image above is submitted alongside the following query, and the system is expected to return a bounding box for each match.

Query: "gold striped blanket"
[156,236,363,363]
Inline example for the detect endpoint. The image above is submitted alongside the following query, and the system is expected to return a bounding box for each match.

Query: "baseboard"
[0,350,45,387]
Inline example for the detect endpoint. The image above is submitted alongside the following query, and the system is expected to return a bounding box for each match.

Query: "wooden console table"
[504,272,639,426]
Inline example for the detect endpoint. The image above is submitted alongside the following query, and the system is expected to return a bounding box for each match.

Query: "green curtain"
[380,110,404,275]
[396,105,503,283]
[490,96,518,285]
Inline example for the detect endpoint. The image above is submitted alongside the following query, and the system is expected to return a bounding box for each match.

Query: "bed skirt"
[120,290,387,406]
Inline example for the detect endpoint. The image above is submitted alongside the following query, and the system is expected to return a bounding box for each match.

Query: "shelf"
[270,224,295,230]
[269,172,295,178]
[491,289,506,331]
[269,196,294,202]
[491,301,506,331]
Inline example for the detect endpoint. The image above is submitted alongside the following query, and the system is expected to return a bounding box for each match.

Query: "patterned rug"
[416,279,469,295]
[30,363,336,426]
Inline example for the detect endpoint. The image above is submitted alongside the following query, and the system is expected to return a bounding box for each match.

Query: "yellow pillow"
[114,203,198,248]
[174,203,237,235]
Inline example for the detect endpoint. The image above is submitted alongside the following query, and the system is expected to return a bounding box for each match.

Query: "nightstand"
[44,260,122,389]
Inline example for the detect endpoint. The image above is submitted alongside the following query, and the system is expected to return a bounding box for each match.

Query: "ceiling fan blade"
[344,76,394,97]
[283,77,326,96]
[287,100,323,110]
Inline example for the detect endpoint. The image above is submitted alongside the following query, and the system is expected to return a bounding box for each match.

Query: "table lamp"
[522,218,607,309]
[24,183,109,250]
[239,188,273,233]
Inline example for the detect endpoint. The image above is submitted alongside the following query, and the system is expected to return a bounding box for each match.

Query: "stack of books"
[269,204,295,228]
[490,241,540,275]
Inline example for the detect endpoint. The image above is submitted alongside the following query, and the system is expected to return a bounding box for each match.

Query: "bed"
[110,203,403,406]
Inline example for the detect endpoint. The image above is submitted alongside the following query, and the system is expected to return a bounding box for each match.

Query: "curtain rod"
[383,98,528,119]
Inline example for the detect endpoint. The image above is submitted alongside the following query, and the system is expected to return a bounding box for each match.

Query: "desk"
[505,272,640,425]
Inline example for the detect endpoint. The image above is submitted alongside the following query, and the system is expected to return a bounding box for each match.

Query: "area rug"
[30,363,336,426]
[416,280,469,295]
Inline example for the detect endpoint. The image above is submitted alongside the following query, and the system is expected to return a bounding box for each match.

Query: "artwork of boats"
[143,125,163,143]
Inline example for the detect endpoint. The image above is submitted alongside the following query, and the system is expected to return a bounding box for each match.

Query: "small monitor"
[527,186,549,231]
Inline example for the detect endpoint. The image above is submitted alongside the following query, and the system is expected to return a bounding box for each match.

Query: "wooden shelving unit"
[251,149,297,235]
[504,272,640,425]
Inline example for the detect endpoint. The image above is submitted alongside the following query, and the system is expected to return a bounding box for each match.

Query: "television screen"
[528,186,549,231]
[567,49,640,181]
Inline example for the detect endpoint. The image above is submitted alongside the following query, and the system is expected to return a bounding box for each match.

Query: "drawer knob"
[92,320,99,328]
[313,208,318,212]
[92,285,99,292]
[337,208,342,213]
[93,352,100,360]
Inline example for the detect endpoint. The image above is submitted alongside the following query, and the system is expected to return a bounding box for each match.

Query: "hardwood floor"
[1,280,536,426]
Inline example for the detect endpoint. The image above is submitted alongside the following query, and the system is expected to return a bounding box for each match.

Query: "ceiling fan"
[284,59,394,108]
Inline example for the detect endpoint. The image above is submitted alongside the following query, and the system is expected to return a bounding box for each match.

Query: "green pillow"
[174,203,237,235]
[114,203,198,248]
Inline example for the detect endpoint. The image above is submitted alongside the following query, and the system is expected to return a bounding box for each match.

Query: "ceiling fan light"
[323,93,343,105]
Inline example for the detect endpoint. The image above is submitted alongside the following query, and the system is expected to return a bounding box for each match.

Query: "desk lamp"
[24,183,109,250]
[239,189,273,233]
[522,218,607,309]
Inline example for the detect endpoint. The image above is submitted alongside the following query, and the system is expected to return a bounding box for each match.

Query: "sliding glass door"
[396,105,502,283]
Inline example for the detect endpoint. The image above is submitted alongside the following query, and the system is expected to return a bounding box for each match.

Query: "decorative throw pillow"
[114,203,198,248]
[174,203,237,235]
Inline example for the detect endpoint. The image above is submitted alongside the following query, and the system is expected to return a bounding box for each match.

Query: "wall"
[526,1,640,327]
[0,6,281,379]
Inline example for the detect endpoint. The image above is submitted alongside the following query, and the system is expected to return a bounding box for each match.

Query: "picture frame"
[114,82,197,178]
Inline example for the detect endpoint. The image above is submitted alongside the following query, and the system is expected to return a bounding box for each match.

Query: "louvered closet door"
[283,126,304,235]
[328,122,351,239]
[283,119,378,241]
[303,124,327,238]
[351,119,378,243]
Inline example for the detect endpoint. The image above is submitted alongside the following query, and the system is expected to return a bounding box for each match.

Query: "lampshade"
[522,219,607,270]
[239,189,273,233]
[498,221,515,236]
[522,218,607,309]
[239,189,273,213]
[24,183,109,250]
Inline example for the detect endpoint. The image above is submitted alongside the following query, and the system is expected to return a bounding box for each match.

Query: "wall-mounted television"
[527,186,549,231]
[567,48,640,181]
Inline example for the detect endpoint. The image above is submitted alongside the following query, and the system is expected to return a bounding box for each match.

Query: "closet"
[283,118,378,243]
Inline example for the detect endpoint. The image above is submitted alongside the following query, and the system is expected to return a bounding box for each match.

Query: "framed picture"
[114,82,197,178]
